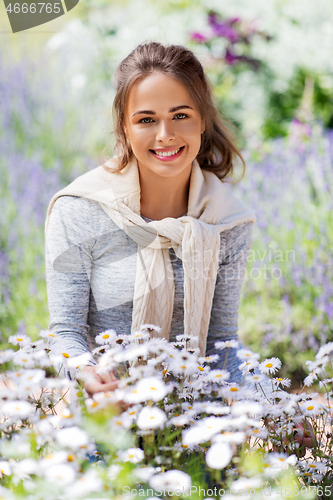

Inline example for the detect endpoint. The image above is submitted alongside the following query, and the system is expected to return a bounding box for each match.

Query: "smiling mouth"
[150,146,184,158]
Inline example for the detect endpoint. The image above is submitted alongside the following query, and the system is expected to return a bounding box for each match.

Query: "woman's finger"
[99,370,118,384]
[84,379,119,398]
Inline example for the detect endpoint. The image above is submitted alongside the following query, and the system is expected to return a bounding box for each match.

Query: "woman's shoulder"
[50,195,117,236]
[221,220,253,245]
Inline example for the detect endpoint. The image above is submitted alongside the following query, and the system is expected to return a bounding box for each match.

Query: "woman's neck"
[139,166,191,221]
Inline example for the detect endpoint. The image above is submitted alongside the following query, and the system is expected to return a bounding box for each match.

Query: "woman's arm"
[205,221,253,383]
[45,195,97,368]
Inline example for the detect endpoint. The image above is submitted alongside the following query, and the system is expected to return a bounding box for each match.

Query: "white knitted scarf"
[45,157,256,355]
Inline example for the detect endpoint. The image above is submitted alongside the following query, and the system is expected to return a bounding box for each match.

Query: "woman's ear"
[201,118,206,134]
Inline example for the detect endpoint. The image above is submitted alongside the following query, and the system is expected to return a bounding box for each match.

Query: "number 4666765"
[6,3,61,14]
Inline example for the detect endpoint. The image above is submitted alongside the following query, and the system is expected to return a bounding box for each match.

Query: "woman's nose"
[156,121,175,142]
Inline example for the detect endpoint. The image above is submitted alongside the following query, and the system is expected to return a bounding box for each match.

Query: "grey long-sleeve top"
[45,195,253,383]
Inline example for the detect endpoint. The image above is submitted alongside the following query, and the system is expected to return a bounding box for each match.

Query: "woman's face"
[124,71,205,180]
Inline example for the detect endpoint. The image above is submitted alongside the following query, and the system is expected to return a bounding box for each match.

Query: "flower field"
[1,8,333,495]
[1,326,333,498]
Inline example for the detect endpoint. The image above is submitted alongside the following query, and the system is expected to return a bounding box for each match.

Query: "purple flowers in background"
[0,47,94,337]
[234,128,333,358]
[190,11,272,70]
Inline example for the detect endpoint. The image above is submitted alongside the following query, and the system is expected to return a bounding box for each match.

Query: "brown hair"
[101,41,245,182]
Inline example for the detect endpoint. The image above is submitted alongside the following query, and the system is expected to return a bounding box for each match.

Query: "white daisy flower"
[137,406,167,430]
[168,354,197,376]
[0,486,14,500]
[107,464,121,481]
[205,442,233,469]
[1,400,35,419]
[259,357,281,375]
[8,334,31,347]
[300,400,325,417]
[220,384,245,400]
[117,448,144,464]
[213,431,246,445]
[65,469,103,496]
[245,373,267,385]
[134,466,157,483]
[192,402,230,416]
[198,354,219,364]
[215,340,239,350]
[206,369,230,383]
[131,330,150,341]
[273,377,291,388]
[0,349,14,363]
[303,370,320,387]
[113,344,149,363]
[231,476,263,491]
[167,413,194,427]
[149,470,191,493]
[247,427,268,439]
[125,377,170,404]
[67,352,93,369]
[236,348,260,361]
[266,453,297,471]
[239,359,259,374]
[95,329,117,345]
[13,350,35,368]
[56,427,90,451]
[39,329,56,340]
[12,458,38,480]
[110,412,134,430]
[140,324,161,334]
[0,461,11,476]
[316,342,333,360]
[182,417,226,446]
[231,401,263,417]
[44,463,76,485]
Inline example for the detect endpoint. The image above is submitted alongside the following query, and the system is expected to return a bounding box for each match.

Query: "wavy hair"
[101,41,245,182]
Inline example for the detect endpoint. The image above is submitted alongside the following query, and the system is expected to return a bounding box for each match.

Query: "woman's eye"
[174,113,187,119]
[139,117,154,124]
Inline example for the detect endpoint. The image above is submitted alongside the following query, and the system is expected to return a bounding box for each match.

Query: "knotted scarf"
[45,157,256,355]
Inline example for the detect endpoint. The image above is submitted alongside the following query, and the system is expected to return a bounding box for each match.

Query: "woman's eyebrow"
[132,105,193,117]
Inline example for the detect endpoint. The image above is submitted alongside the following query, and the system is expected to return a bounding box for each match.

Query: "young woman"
[45,42,257,398]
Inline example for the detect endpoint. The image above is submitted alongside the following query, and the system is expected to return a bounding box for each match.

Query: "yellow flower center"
[230,387,239,392]
[102,334,109,339]
[62,353,70,358]
[307,406,314,411]
[265,363,273,368]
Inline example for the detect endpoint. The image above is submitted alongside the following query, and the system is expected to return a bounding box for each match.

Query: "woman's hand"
[81,365,119,398]
[267,417,316,457]
[293,421,316,457]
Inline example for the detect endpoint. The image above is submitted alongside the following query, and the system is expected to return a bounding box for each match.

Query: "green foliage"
[263,67,333,138]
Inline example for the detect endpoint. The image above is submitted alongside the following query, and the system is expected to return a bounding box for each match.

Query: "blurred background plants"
[1,0,333,384]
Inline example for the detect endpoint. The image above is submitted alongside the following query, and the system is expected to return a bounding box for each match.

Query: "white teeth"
[153,147,182,157]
